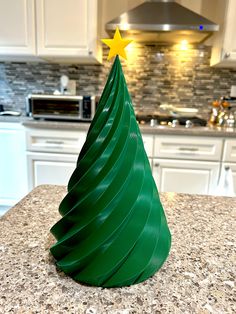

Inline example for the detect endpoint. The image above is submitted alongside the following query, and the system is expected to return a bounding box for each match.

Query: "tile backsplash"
[0,44,236,118]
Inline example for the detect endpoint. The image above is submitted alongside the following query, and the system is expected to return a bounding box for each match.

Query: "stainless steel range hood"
[105,0,219,44]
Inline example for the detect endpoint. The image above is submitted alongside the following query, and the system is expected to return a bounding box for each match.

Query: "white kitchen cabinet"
[0,0,36,58]
[142,134,154,170]
[223,139,236,162]
[0,123,28,206]
[152,135,222,195]
[154,135,222,161]
[26,128,87,154]
[211,0,236,67]
[142,134,154,157]
[221,139,236,194]
[26,127,87,189]
[220,163,236,194]
[153,158,220,195]
[0,0,101,63]
[27,152,77,189]
[24,125,234,196]
[36,0,102,63]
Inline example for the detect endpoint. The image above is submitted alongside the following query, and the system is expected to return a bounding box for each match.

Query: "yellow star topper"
[102,27,132,60]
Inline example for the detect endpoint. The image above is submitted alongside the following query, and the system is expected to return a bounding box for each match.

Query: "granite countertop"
[22,119,236,137]
[1,116,236,137]
[0,185,235,313]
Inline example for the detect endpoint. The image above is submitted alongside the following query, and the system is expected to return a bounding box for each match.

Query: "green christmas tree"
[50,28,171,288]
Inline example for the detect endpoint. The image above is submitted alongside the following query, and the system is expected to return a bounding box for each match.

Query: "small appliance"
[26,94,98,121]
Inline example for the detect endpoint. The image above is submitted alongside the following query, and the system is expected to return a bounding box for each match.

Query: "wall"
[99,0,144,37]
[1,43,236,118]
[0,0,235,117]
[0,61,104,111]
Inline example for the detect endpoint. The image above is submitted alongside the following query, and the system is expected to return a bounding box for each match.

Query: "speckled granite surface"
[0,185,235,313]
[22,119,236,137]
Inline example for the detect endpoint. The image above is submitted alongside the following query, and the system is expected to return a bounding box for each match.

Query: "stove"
[136,114,207,128]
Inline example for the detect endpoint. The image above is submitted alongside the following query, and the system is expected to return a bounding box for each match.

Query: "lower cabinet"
[27,152,77,189]
[142,134,154,157]
[151,135,223,195]
[1,122,234,207]
[221,163,236,194]
[221,139,236,195]
[23,126,234,196]
[152,158,220,195]
[25,127,87,189]
[0,123,28,207]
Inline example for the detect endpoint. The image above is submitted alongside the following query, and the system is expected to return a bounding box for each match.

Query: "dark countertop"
[1,116,236,137]
[0,185,235,313]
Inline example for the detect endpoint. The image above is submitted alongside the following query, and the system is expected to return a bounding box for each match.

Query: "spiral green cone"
[50,56,171,288]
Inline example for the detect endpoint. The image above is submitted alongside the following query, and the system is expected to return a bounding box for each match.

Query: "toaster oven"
[26,94,97,121]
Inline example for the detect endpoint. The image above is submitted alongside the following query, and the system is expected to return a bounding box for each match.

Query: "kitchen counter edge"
[1,116,236,137]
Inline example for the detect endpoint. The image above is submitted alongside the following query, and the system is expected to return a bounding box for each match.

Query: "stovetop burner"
[136,114,207,128]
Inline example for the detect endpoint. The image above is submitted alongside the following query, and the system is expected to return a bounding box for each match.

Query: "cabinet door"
[223,139,236,162]
[0,0,36,56]
[153,158,220,195]
[142,134,154,157]
[36,0,101,63]
[221,163,236,194]
[211,0,236,67]
[0,123,28,206]
[27,152,77,189]
[221,0,236,63]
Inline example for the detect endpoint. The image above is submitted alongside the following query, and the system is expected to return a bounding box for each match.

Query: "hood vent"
[105,0,219,44]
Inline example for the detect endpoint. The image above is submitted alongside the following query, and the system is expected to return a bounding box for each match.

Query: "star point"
[102,27,132,60]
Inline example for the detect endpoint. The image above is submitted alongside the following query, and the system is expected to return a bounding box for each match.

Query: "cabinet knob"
[154,163,159,167]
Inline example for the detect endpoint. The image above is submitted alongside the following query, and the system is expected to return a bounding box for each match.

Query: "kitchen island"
[0,186,235,313]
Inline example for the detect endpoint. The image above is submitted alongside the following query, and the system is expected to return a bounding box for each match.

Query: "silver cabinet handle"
[179,147,199,152]
[45,140,64,145]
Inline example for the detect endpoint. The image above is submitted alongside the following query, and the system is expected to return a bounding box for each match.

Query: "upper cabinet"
[211,0,236,68]
[0,0,102,63]
[0,0,36,58]
[36,0,102,63]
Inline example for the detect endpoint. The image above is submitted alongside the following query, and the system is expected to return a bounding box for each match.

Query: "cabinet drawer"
[26,129,86,153]
[142,134,154,157]
[223,139,236,162]
[154,136,222,161]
